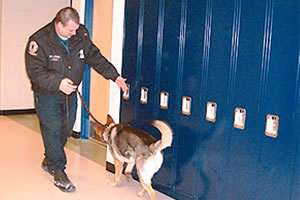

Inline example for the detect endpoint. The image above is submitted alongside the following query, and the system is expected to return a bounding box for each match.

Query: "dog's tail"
[149,120,173,152]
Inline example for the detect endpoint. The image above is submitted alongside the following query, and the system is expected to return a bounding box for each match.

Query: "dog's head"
[93,114,115,143]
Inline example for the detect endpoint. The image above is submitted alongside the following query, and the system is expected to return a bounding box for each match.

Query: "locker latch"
[206,102,217,122]
[123,84,130,100]
[160,91,169,109]
[182,96,192,115]
[265,114,279,138]
[234,108,246,129]
[140,87,148,104]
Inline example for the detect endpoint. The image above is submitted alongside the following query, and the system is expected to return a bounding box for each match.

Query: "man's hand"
[115,76,128,92]
[59,78,77,95]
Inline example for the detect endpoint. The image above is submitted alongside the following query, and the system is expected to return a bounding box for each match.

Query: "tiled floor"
[0,115,174,200]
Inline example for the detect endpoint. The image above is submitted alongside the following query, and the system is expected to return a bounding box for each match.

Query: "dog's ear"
[107,114,115,125]
[93,123,106,143]
[93,123,103,134]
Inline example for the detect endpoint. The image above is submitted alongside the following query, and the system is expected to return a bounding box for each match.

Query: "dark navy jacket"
[25,19,119,96]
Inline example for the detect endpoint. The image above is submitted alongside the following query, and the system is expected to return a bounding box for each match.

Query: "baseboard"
[106,161,130,176]
[0,109,36,115]
[106,161,115,173]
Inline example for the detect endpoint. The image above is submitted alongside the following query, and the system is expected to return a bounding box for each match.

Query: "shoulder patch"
[28,41,39,56]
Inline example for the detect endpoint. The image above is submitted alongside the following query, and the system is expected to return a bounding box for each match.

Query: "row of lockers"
[124,86,280,138]
[119,0,299,200]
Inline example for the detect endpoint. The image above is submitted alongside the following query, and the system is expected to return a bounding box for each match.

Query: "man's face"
[56,20,79,38]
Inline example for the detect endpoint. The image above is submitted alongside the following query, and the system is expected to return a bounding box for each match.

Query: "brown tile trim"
[0,109,36,115]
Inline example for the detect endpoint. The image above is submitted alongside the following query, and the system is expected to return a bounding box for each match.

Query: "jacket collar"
[48,19,81,48]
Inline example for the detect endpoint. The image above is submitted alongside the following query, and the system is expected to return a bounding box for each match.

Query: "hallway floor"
[0,115,174,200]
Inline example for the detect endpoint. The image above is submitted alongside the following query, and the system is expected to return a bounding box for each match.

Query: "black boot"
[41,157,54,176]
[54,169,76,192]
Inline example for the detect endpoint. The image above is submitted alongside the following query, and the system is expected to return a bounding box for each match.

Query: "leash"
[66,95,70,137]
[65,88,106,139]
[75,88,107,128]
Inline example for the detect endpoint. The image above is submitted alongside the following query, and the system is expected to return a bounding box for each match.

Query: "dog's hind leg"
[124,162,134,182]
[138,177,156,200]
[136,168,156,200]
[110,159,123,187]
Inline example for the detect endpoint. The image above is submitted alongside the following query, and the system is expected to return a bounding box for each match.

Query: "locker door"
[121,0,140,124]
[173,0,208,199]
[254,1,299,199]
[151,0,184,189]
[223,0,268,199]
[292,79,300,200]
[135,0,159,127]
[197,0,235,199]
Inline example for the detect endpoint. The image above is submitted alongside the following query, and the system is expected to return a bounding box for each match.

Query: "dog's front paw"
[109,180,120,187]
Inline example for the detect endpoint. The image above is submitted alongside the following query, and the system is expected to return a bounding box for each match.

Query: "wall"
[89,0,114,124]
[0,0,70,111]
[0,0,2,102]
[71,0,85,133]
[106,0,126,164]
[109,0,126,123]
[88,0,125,162]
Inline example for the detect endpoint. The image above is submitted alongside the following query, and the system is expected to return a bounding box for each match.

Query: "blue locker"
[121,0,140,125]
[254,1,299,199]
[120,0,299,199]
[223,0,268,199]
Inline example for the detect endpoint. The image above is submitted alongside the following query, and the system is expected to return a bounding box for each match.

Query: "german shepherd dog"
[93,115,173,200]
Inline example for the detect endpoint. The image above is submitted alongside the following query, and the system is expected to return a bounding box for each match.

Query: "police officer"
[25,7,128,192]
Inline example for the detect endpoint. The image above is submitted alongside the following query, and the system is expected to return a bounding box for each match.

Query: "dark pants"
[34,92,77,171]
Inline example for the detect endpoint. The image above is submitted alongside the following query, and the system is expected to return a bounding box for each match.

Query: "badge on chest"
[79,49,85,60]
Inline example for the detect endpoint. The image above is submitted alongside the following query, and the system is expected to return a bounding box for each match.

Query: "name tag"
[49,55,61,62]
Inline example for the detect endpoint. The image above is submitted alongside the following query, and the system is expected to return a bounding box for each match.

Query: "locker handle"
[122,84,130,100]
[182,96,192,115]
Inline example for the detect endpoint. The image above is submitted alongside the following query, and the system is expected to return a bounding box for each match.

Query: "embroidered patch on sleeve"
[28,41,39,56]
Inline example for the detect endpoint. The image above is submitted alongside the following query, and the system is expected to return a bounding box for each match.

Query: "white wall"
[0,0,70,110]
[72,0,85,132]
[107,0,126,164]
[0,0,2,100]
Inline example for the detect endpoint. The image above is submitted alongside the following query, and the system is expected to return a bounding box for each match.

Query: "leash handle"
[75,88,106,128]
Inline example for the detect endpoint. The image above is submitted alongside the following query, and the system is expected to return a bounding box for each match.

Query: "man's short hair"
[55,7,80,26]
